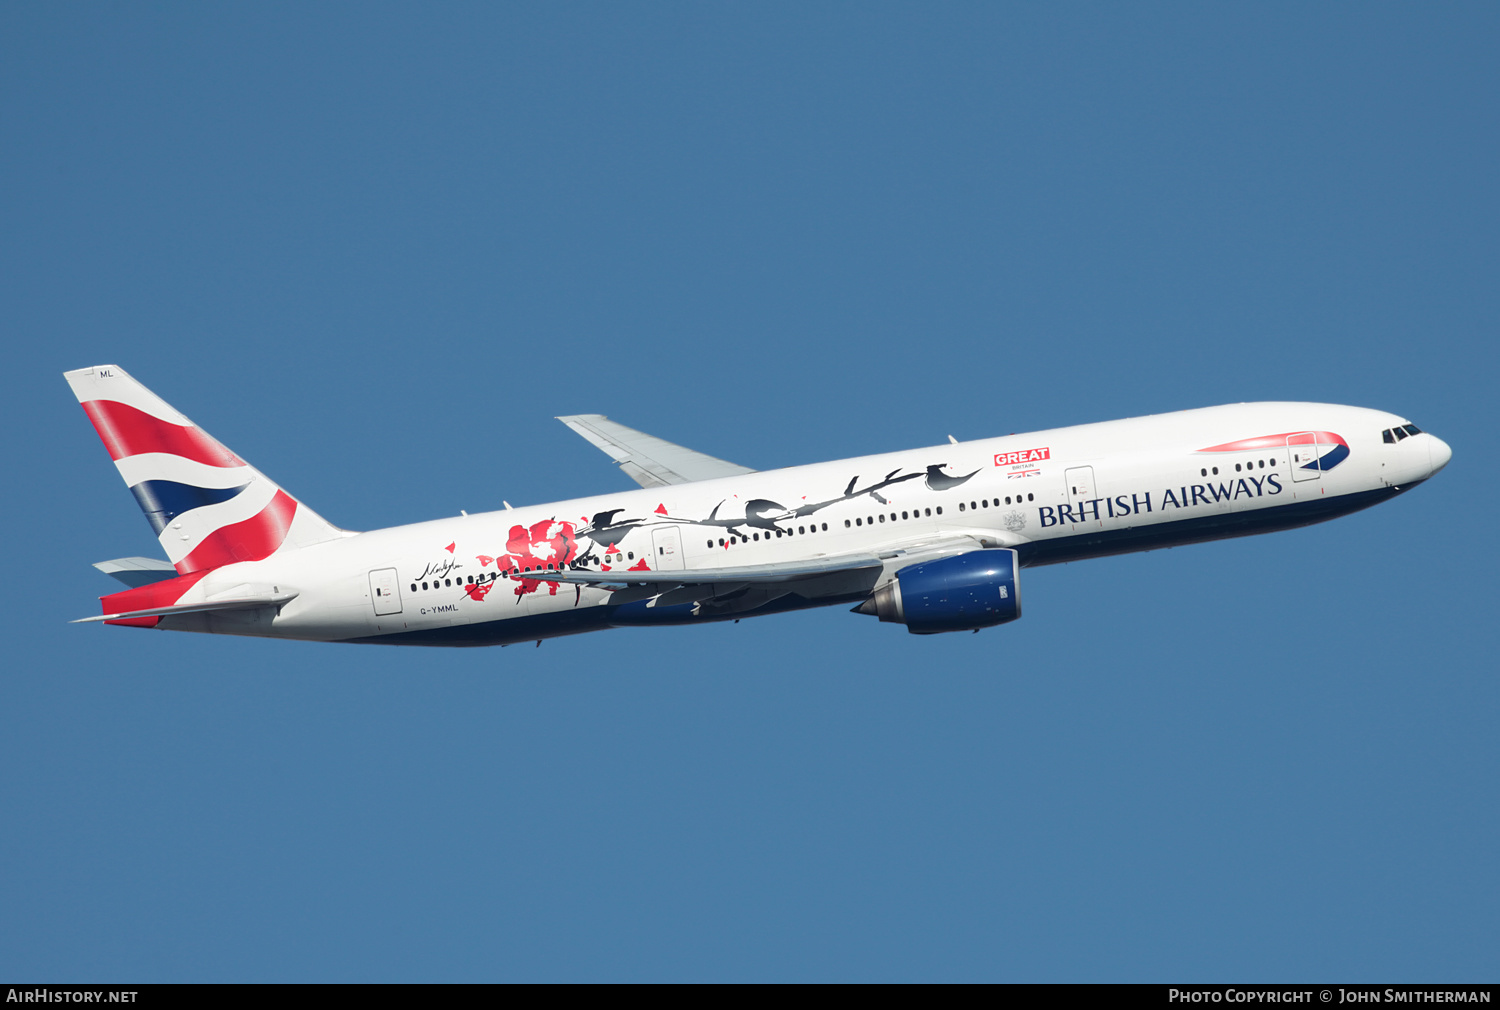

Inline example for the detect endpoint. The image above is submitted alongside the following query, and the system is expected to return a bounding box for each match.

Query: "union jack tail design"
[65,365,347,575]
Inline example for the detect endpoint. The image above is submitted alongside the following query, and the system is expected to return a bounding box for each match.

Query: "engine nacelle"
[855,549,1021,634]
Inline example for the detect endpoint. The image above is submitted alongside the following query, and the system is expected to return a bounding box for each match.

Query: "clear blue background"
[2,2,1495,982]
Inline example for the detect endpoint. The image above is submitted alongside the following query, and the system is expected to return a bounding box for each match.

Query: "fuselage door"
[651,526,685,571]
[369,568,403,615]
[1065,466,1098,527]
[1286,432,1321,482]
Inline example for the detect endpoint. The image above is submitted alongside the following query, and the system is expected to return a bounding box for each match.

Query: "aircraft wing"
[517,532,1012,608]
[556,414,757,488]
[531,552,885,587]
[523,552,885,608]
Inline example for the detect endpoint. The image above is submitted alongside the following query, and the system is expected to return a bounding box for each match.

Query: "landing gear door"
[1287,432,1321,482]
[369,568,403,615]
[651,526,685,571]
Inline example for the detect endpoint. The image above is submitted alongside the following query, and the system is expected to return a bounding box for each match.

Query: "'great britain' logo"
[995,446,1050,467]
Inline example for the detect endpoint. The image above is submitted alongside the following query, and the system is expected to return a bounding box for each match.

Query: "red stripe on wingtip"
[80,399,245,467]
[175,491,298,574]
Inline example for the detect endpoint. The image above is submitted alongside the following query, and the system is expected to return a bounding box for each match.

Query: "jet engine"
[854,549,1021,634]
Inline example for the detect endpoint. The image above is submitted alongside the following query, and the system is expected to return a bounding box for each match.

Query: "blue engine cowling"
[855,549,1021,634]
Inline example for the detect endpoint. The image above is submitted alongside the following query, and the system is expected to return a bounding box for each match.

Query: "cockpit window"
[1383,429,1396,444]
[1403,424,1423,436]
[1395,427,1408,440]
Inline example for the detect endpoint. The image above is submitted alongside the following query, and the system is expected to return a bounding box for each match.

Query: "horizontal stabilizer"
[557,414,757,488]
[72,590,298,625]
[93,557,178,588]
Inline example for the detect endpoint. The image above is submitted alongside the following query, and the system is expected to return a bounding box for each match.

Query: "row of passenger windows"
[412,572,502,592]
[839,494,1038,528]
[708,522,829,547]
[850,508,935,527]
[1383,424,1422,443]
[1200,458,1275,477]
[411,553,626,591]
[957,494,1034,512]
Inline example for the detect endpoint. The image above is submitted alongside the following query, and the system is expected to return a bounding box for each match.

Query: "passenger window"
[958,502,965,511]
[410,584,417,593]
[867,516,874,525]
[1235,463,1242,472]
[1211,467,1219,475]
[1269,457,1276,466]
[854,518,861,527]
[935,506,943,515]
[1027,494,1033,502]
[971,501,977,510]
[1200,468,1207,477]
[821,523,828,531]
[845,519,851,528]
[901,511,908,520]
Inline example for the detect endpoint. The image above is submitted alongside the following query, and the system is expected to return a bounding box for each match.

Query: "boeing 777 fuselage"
[68,366,1451,645]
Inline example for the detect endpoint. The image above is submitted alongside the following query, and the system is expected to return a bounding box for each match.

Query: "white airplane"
[67,365,1451,645]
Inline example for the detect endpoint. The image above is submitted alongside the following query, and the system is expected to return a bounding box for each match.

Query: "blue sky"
[2,2,1496,981]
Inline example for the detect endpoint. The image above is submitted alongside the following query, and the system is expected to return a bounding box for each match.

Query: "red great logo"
[994,447,1050,466]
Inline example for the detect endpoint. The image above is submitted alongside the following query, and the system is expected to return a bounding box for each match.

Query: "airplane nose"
[1428,435,1452,475]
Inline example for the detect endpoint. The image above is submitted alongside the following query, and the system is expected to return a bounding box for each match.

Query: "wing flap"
[557,414,757,487]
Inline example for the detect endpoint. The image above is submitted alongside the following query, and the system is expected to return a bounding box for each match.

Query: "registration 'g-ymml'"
[68,366,1451,644]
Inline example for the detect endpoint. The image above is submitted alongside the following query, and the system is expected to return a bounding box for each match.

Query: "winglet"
[556,414,756,488]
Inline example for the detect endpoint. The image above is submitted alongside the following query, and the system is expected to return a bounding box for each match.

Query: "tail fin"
[65,365,349,574]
